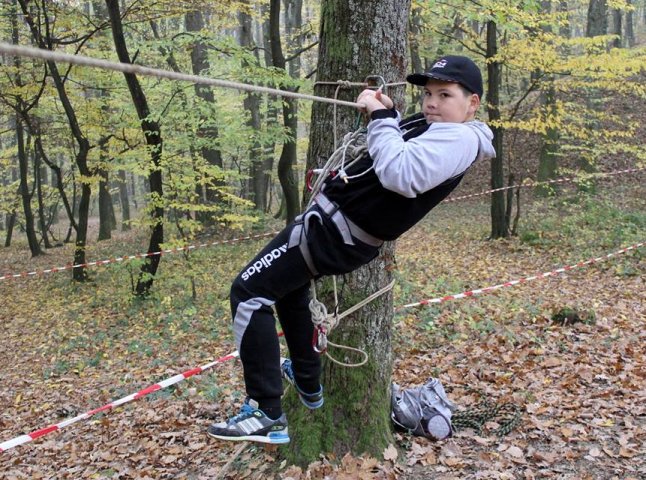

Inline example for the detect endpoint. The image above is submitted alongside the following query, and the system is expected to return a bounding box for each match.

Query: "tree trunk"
[98,168,112,241]
[260,5,279,214]
[625,0,635,47]
[106,0,164,296]
[408,7,424,114]
[270,0,300,223]
[10,4,42,257]
[35,150,52,248]
[611,9,622,47]
[186,9,225,221]
[486,20,509,238]
[25,115,79,234]
[117,169,131,230]
[16,117,42,256]
[536,0,559,196]
[586,0,608,37]
[238,3,266,207]
[287,0,410,466]
[19,0,92,281]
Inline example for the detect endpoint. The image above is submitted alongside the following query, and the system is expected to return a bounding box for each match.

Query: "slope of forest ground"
[0,172,644,479]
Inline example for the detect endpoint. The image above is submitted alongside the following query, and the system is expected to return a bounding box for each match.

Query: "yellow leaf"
[383,444,398,462]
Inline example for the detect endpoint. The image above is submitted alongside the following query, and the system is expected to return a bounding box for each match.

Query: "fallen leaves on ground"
[0,178,644,479]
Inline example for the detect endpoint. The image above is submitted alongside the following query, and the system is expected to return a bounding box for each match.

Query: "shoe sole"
[281,359,324,410]
[207,430,290,444]
[299,396,324,409]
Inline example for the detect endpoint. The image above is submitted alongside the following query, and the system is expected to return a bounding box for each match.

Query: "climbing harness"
[295,98,396,367]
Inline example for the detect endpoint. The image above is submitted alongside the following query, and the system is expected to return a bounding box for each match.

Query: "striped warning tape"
[0,168,641,283]
[0,351,239,452]
[444,167,644,203]
[0,242,642,452]
[399,241,644,309]
[0,231,278,282]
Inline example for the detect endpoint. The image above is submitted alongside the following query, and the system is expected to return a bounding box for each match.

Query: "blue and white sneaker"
[281,358,324,409]
[207,398,290,444]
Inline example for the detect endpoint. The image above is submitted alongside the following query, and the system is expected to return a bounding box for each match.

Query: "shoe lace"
[230,403,255,424]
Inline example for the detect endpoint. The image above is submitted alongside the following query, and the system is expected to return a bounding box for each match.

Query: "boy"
[208,55,495,444]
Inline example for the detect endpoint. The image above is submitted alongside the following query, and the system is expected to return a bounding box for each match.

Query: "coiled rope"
[452,395,522,437]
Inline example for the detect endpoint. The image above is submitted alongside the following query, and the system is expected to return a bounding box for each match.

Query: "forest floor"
[0,171,644,479]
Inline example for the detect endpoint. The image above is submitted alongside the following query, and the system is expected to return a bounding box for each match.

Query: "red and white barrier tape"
[1,168,641,284]
[399,241,644,309]
[2,243,642,452]
[444,167,644,203]
[0,351,240,452]
[0,231,278,282]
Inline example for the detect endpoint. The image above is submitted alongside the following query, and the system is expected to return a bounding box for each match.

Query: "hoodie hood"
[465,120,496,162]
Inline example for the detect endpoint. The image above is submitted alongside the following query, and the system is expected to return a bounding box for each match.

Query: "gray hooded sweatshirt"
[322,110,496,241]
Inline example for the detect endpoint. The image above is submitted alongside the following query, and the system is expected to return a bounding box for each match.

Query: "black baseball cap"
[407,55,483,98]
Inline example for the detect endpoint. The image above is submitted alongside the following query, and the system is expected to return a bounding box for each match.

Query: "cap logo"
[432,59,448,69]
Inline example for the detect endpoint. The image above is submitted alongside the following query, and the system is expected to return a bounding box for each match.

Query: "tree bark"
[106,0,164,295]
[35,149,52,248]
[97,168,112,241]
[586,0,608,37]
[238,4,266,207]
[536,0,559,196]
[287,0,410,465]
[486,20,509,238]
[185,9,225,220]
[12,1,42,256]
[16,116,42,256]
[625,0,635,47]
[611,9,622,47]
[270,0,300,223]
[117,169,131,230]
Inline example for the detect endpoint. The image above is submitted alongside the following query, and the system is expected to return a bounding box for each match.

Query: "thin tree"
[105,0,164,295]
[486,20,509,238]
[19,0,93,276]
[185,9,225,222]
[237,3,265,207]
[269,0,300,222]
[11,0,42,256]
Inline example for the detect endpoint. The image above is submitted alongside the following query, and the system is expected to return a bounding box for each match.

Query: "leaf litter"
[0,178,644,479]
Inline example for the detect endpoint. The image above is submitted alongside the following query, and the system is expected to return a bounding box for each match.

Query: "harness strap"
[287,211,322,277]
[313,193,384,247]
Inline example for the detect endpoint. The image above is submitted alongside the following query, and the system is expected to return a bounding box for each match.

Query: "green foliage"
[519,192,645,254]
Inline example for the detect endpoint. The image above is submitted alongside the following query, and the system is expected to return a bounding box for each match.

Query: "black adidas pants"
[230,204,380,413]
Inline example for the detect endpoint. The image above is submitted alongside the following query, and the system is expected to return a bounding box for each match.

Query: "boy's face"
[421,80,480,123]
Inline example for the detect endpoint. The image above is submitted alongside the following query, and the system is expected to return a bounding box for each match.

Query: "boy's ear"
[468,94,481,116]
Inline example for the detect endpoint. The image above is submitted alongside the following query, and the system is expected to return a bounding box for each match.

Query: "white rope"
[304,125,386,367]
[309,279,395,367]
[0,42,364,109]
[306,129,369,209]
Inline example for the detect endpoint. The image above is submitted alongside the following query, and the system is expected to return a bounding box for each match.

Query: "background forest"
[0,0,644,479]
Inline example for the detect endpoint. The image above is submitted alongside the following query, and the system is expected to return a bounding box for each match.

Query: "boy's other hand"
[356,89,394,114]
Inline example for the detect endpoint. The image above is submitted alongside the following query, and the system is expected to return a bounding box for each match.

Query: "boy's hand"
[356,88,394,114]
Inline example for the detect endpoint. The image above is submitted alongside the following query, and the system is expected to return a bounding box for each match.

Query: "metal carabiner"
[312,325,328,354]
[365,75,386,92]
